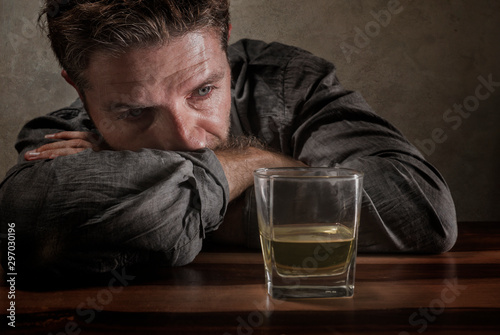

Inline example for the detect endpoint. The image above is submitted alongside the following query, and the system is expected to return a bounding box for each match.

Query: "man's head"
[40,0,232,151]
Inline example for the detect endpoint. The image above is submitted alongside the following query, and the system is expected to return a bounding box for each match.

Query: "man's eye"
[117,108,144,120]
[129,108,144,117]
[195,86,213,97]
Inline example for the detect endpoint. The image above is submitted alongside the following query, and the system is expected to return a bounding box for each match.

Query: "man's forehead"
[101,58,212,91]
[86,31,219,89]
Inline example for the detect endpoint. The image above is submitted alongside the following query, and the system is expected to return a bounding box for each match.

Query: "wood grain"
[1,221,499,334]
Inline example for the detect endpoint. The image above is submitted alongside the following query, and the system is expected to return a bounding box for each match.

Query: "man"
[0,0,457,283]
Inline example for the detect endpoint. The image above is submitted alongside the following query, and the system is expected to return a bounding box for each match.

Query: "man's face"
[82,30,232,151]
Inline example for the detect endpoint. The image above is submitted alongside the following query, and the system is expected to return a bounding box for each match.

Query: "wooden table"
[1,222,499,334]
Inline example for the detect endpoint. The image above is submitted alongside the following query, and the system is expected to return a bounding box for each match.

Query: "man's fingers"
[34,138,93,152]
[25,147,88,161]
[23,132,100,161]
[24,138,93,161]
[44,131,103,150]
[45,131,97,142]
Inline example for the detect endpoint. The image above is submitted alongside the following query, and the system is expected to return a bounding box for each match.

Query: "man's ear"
[228,23,232,41]
[61,69,85,102]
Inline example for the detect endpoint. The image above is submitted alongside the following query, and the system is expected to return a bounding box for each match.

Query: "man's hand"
[24,131,102,161]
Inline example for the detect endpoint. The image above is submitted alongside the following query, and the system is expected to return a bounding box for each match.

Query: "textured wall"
[1,0,499,221]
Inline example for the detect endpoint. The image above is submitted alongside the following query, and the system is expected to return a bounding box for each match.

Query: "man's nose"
[164,107,206,151]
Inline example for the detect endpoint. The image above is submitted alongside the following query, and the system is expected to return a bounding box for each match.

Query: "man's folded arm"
[286,53,457,253]
[0,114,229,279]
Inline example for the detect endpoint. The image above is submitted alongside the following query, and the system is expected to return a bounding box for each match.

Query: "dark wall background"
[1,0,499,221]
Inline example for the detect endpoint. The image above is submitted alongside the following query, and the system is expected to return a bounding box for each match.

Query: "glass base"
[264,254,357,299]
[267,283,354,299]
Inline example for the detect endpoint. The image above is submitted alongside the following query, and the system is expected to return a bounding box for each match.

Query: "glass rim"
[253,167,364,179]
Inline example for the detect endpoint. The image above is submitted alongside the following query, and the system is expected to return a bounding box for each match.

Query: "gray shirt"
[0,39,457,280]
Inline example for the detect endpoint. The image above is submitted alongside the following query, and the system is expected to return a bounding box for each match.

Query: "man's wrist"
[214,136,306,201]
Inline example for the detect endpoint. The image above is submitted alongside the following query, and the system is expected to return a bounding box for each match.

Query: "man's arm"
[287,51,457,253]
[0,108,305,282]
[22,131,306,247]
[229,40,457,253]
[1,110,231,282]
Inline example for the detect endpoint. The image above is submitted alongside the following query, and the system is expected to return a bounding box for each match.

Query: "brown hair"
[39,0,231,91]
